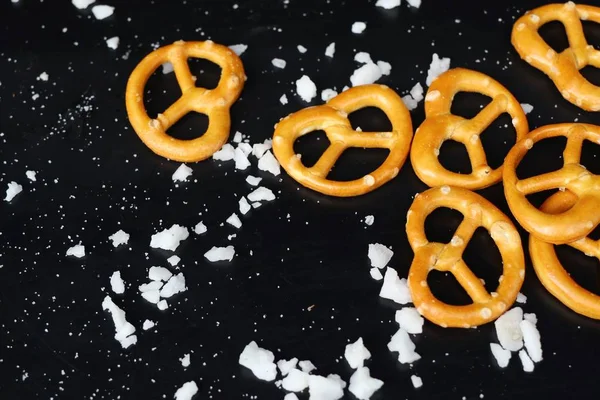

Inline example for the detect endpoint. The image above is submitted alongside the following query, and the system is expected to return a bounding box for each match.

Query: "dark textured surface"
[1,0,600,399]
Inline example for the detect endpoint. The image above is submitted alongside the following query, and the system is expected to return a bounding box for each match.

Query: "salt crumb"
[308,374,346,400]
[297,45,307,53]
[26,170,37,181]
[352,22,367,34]
[521,103,534,114]
[110,271,125,294]
[213,143,236,161]
[520,320,543,362]
[364,215,374,226]
[272,58,286,69]
[66,244,85,258]
[180,354,191,368]
[194,222,207,235]
[239,197,251,215]
[204,246,235,262]
[248,186,276,202]
[233,131,243,143]
[159,273,187,298]
[238,341,277,381]
[321,88,338,102]
[148,266,172,282]
[281,368,310,392]
[167,255,181,266]
[388,327,421,364]
[142,320,155,330]
[375,0,400,9]
[355,52,373,64]
[102,295,137,349]
[349,367,384,400]
[380,268,412,304]
[173,381,198,400]
[516,292,527,304]
[246,175,262,186]
[395,308,424,334]
[72,0,95,9]
[106,36,119,50]
[157,299,169,310]
[296,75,318,102]
[109,230,130,247]
[172,164,193,182]
[226,213,242,229]
[325,42,336,58]
[252,139,272,159]
[494,307,524,352]
[377,61,392,76]
[368,243,393,269]
[426,53,451,86]
[299,360,316,373]
[280,94,288,105]
[150,224,189,251]
[345,337,372,369]
[229,44,248,56]
[277,358,298,376]
[518,349,534,372]
[234,147,251,170]
[490,343,511,368]
[369,268,383,280]
[257,151,281,176]
[91,4,114,20]
[4,181,22,202]
[37,73,48,82]
[350,63,383,87]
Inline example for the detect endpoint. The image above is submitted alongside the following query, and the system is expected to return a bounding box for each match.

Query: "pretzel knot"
[529,191,600,319]
[125,40,246,162]
[503,123,600,244]
[411,68,528,190]
[406,186,525,328]
[272,85,413,197]
[511,2,600,111]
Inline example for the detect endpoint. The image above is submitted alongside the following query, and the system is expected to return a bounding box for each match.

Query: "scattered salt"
[106,36,119,50]
[246,175,262,186]
[167,255,180,266]
[411,375,423,389]
[352,22,367,34]
[213,143,236,161]
[25,170,37,181]
[247,186,276,202]
[258,150,281,176]
[521,103,534,114]
[101,295,137,349]
[297,45,307,53]
[325,42,336,58]
[355,52,373,64]
[426,53,451,86]
[157,299,169,310]
[252,139,272,159]
[490,343,511,368]
[233,147,251,170]
[380,268,412,304]
[229,44,248,56]
[377,61,392,76]
[194,222,207,235]
[280,94,288,105]
[239,341,277,381]
[180,353,191,368]
[37,73,48,82]
[272,58,287,69]
[516,292,527,304]
[173,381,198,400]
[142,320,155,330]
[162,63,174,74]
[388,328,421,364]
[66,244,85,258]
[159,273,187,298]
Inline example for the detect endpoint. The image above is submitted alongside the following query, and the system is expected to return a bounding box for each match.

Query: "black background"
[1,0,600,399]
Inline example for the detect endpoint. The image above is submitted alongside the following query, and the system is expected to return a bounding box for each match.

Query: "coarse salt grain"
[519,349,534,372]
[226,213,242,229]
[376,60,391,75]
[173,381,198,400]
[380,267,412,305]
[258,150,281,176]
[110,271,125,294]
[72,0,95,9]
[521,103,534,114]
[194,221,207,235]
[159,273,187,298]
[167,255,180,266]
[520,319,542,362]
[109,230,129,247]
[172,164,193,182]
[246,175,262,186]
[281,368,310,392]
[490,343,511,368]
[149,224,189,251]
[368,243,393,269]
[102,295,137,349]
[66,244,85,258]
[308,374,346,400]
[299,360,316,373]
[239,197,251,215]
[411,375,423,389]
[229,44,248,56]
[494,307,523,352]
[26,170,37,181]
[349,367,383,400]
[369,268,383,280]
[91,4,114,20]
[375,0,400,9]
[350,63,383,87]
[213,143,236,161]
[157,299,169,310]
[516,292,527,303]
[106,36,119,50]
[345,337,372,369]
[426,53,451,86]
[180,353,191,367]
[364,215,375,226]
[204,246,235,262]
[410,83,424,102]
[321,88,338,102]
[4,181,22,202]
[148,266,172,282]
[37,73,48,82]
[297,45,307,53]
[234,147,251,170]
[238,341,277,381]
[387,328,421,364]
[325,42,336,58]
[280,94,288,105]
[355,52,373,64]
[407,0,421,8]
[296,75,318,102]
[395,308,424,334]
[142,320,155,330]
[252,139,272,159]
[352,22,367,34]
[277,358,298,376]
[272,58,286,69]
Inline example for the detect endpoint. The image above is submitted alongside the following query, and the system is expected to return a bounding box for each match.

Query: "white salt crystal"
[148,266,172,282]
[239,341,277,381]
[159,273,187,298]
[321,88,338,102]
[142,320,155,330]
[490,343,511,368]
[248,186,276,202]
[375,0,400,9]
[246,176,262,187]
[110,271,125,294]
[226,213,242,229]
[102,295,137,349]
[106,36,119,50]
[109,230,129,247]
[280,94,288,105]
[157,299,169,310]
[407,0,421,8]
[66,244,85,258]
[91,5,114,20]
[355,52,373,64]
[297,45,307,53]
[139,281,163,292]
[272,58,287,69]
[350,63,383,87]
[345,337,372,369]
[377,61,392,76]
[281,368,310,392]
[369,268,383,280]
[4,181,22,202]
[410,83,424,102]
[26,170,37,181]
[204,246,235,262]
[150,224,189,251]
[234,147,251,170]
[142,290,160,304]
[387,328,421,364]
[162,63,174,74]
[172,164,193,182]
[173,381,198,400]
[252,139,272,159]
[194,222,207,235]
[519,349,534,372]
[368,243,393,269]
[213,143,236,161]
[395,308,424,334]
[37,72,49,82]
[516,292,527,303]
[494,307,523,352]
[167,255,180,266]
[229,44,248,56]
[520,320,542,362]
[296,75,318,102]
[521,103,534,114]
[258,150,281,176]
[349,367,383,400]
[411,375,423,389]
[180,353,191,367]
[72,0,95,9]
[352,22,367,34]
[402,95,419,111]
[380,268,412,304]
[308,374,346,400]
[524,313,538,326]
[364,215,374,226]
[277,358,298,376]
[325,42,336,58]
[426,53,451,86]
[239,197,251,215]
[284,394,299,400]
[233,131,243,143]
[299,360,316,373]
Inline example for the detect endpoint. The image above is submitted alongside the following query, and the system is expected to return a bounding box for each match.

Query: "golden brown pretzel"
[411,68,529,190]
[406,186,525,328]
[126,40,246,162]
[529,190,600,319]
[503,123,600,244]
[511,2,600,111]
[272,85,413,197]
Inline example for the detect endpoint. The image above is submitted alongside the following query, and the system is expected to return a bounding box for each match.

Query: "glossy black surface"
[1,0,600,399]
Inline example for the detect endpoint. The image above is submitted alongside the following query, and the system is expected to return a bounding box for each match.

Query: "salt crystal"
[139,281,163,292]
[350,63,383,87]
[149,224,189,251]
[368,243,393,269]
[194,222,207,235]
[516,292,527,303]
[229,44,248,56]
[402,95,419,111]
[173,381,198,400]
[172,164,193,182]
[349,367,383,400]
[162,63,174,74]
[233,131,243,143]
[297,45,307,53]
[308,374,346,400]
[142,320,155,330]
[426,53,451,86]
[109,230,129,247]
[142,290,160,304]
[106,36,119,50]
[37,73,48,82]
[352,22,367,34]
[387,328,420,364]
[238,341,277,381]
[395,308,424,334]
[321,88,338,102]
[239,197,251,215]
[281,368,309,392]
[380,268,411,304]
[148,266,172,282]
[159,273,187,298]
[272,58,287,69]
[284,394,299,400]
[258,150,281,176]
[213,143,236,161]
[248,186,276,202]
[66,244,85,258]
[167,255,180,266]
[524,313,537,326]
[204,246,235,262]
[369,268,383,280]
[277,358,298,376]
[375,0,400,9]
[364,215,374,226]
[521,103,534,114]
[410,83,424,102]
[4,181,22,202]
[490,343,511,368]
[296,75,318,102]
[252,139,273,159]
[299,360,316,373]
[407,0,421,8]
[325,42,336,58]
[410,375,423,389]
[110,271,125,294]
[72,0,95,9]
[377,61,392,76]
[102,295,137,348]
[91,4,114,20]
[494,307,523,352]
[280,94,288,105]
[180,353,191,367]
[344,337,372,369]
[226,213,242,229]
[520,320,542,362]
[25,170,37,181]
[157,299,169,310]
[518,349,534,372]
[355,52,373,64]
[234,147,251,170]
[246,175,262,186]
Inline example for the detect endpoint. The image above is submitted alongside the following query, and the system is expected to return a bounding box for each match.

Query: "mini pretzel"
[503,123,600,244]
[411,68,528,190]
[406,186,525,328]
[529,190,600,319]
[272,85,413,197]
[511,2,600,111]
[125,40,246,162]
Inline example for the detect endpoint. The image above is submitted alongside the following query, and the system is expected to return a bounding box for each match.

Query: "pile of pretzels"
[124,2,600,328]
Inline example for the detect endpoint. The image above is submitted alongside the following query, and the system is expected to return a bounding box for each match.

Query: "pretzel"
[511,2,600,111]
[406,186,525,328]
[272,85,413,197]
[411,68,529,190]
[529,190,600,319]
[125,40,246,162]
[503,123,600,244]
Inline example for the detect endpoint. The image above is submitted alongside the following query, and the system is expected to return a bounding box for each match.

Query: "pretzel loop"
[126,40,246,162]
[529,190,600,319]
[511,2,600,111]
[503,123,600,244]
[406,186,525,328]
[411,68,528,190]
[272,85,413,197]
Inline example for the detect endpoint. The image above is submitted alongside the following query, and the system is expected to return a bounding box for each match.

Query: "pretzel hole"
[555,243,600,295]
[582,21,600,51]
[293,130,331,168]
[450,92,492,120]
[437,140,471,174]
[462,227,502,294]
[580,139,600,175]
[187,58,221,90]
[143,67,182,119]
[427,271,472,306]
[424,208,464,244]
[538,21,570,54]
[327,148,390,181]
[163,113,210,140]
[590,225,600,241]
[346,107,393,132]
[479,113,517,169]
[580,66,600,86]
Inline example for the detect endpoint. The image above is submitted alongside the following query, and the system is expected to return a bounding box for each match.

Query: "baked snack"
[272,84,413,197]
[511,2,600,111]
[411,68,528,190]
[406,186,525,328]
[126,40,246,162]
